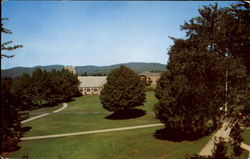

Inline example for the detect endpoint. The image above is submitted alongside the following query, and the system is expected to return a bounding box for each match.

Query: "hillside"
[1,62,166,78]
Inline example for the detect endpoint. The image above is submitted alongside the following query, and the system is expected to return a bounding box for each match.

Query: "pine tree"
[1,78,22,153]
[1,18,23,58]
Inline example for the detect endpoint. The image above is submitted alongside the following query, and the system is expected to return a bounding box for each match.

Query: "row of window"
[80,87,98,92]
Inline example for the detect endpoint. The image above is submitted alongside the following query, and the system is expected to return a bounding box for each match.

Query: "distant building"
[65,66,76,74]
[78,76,107,95]
[139,72,161,86]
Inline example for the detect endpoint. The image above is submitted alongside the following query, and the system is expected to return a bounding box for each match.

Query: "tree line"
[12,68,81,110]
[1,68,81,153]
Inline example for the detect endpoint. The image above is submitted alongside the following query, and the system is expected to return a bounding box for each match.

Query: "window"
[94,88,97,91]
[87,88,90,91]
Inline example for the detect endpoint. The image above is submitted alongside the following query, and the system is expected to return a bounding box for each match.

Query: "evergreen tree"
[1,18,23,58]
[1,78,22,153]
[100,65,146,112]
[1,18,24,152]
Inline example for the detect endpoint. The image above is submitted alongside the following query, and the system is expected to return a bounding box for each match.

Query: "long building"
[78,76,107,95]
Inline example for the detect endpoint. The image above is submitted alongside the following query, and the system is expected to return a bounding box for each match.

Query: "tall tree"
[100,65,146,112]
[154,1,250,137]
[1,18,24,153]
[0,78,22,153]
[1,18,23,58]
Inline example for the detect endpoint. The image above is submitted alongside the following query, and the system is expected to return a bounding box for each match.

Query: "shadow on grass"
[21,126,32,134]
[105,109,146,120]
[153,127,212,142]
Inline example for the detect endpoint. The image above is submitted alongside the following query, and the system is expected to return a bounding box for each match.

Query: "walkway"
[28,111,155,115]
[199,119,232,156]
[21,123,164,141]
[21,103,68,124]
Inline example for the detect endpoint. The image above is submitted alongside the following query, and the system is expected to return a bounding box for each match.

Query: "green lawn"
[63,91,155,113]
[26,104,63,118]
[22,113,158,137]
[242,129,250,145]
[10,127,212,159]
[23,91,158,136]
[10,91,213,159]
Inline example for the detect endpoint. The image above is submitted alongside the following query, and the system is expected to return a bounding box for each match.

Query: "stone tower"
[64,65,76,74]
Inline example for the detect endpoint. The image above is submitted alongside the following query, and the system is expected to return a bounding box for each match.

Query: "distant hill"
[1,62,166,78]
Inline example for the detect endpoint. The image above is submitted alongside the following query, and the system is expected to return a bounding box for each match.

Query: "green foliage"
[1,78,22,153]
[12,68,81,110]
[154,1,250,137]
[1,18,23,58]
[212,138,229,159]
[91,72,107,76]
[154,50,224,136]
[230,123,243,156]
[100,65,146,112]
[81,72,88,76]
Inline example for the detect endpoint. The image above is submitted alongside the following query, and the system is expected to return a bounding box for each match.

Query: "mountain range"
[1,62,166,78]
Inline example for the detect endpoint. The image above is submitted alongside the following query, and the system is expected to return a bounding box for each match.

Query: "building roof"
[139,71,161,76]
[78,76,107,88]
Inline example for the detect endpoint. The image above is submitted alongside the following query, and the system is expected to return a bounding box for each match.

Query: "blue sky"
[2,1,234,69]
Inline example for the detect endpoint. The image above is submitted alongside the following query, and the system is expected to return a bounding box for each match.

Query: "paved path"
[240,142,250,152]
[21,103,68,124]
[27,111,155,115]
[199,119,232,156]
[21,123,164,141]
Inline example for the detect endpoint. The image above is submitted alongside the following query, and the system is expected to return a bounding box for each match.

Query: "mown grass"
[23,91,158,136]
[10,127,212,159]
[22,113,158,137]
[10,90,214,159]
[63,91,156,113]
[26,104,63,118]
[242,129,250,145]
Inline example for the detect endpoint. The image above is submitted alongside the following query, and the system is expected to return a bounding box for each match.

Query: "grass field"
[242,129,250,145]
[27,104,63,118]
[10,90,213,159]
[10,127,212,159]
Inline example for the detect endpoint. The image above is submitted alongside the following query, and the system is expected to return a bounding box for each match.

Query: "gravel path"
[21,103,68,124]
